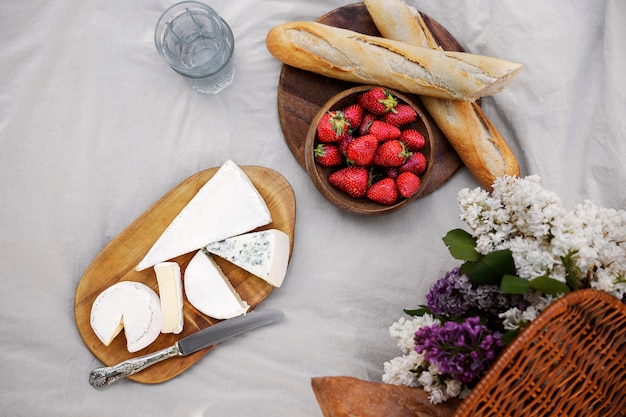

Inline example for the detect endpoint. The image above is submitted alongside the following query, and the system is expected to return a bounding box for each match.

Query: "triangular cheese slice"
[184,250,249,319]
[135,160,272,271]
[204,229,290,287]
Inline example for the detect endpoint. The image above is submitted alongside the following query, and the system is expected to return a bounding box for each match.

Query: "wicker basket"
[452,289,626,417]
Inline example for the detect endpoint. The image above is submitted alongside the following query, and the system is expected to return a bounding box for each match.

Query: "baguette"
[364,0,520,190]
[266,21,523,102]
[311,376,461,417]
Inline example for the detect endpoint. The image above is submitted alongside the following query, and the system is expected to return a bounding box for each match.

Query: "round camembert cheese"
[184,250,250,320]
[90,281,162,353]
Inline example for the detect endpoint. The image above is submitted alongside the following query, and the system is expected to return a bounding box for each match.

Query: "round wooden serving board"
[277,2,463,196]
[74,166,296,384]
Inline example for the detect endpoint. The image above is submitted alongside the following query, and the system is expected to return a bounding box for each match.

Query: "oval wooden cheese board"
[74,166,296,384]
[277,2,464,197]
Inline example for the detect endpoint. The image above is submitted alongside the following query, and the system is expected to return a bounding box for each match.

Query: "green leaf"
[501,329,520,346]
[442,229,481,262]
[501,274,530,294]
[403,306,431,317]
[461,249,516,285]
[529,275,571,296]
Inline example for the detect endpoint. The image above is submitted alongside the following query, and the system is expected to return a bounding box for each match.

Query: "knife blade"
[89,308,284,389]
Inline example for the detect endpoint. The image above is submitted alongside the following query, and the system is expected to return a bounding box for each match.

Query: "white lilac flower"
[457,188,503,245]
[500,292,556,329]
[382,351,423,387]
[458,175,626,295]
[417,371,448,404]
[445,379,463,397]
[569,200,626,297]
[549,212,587,258]
[417,369,435,386]
[389,315,440,354]
[592,268,618,294]
[499,306,524,330]
[417,367,465,404]
[507,236,561,281]
[426,386,447,404]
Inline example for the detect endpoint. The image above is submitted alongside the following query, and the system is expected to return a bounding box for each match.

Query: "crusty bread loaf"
[266,21,523,102]
[423,99,520,189]
[364,0,440,51]
[364,0,520,190]
[311,376,461,417]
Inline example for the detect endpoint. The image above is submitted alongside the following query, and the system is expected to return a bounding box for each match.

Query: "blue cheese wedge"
[135,160,272,271]
[154,262,184,334]
[184,250,250,319]
[204,229,290,287]
[90,281,162,353]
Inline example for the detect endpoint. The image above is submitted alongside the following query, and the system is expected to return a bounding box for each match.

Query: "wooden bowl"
[305,85,436,215]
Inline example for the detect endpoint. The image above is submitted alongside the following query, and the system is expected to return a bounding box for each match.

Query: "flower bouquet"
[383,175,626,404]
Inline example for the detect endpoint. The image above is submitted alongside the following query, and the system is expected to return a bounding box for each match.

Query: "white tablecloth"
[1,1,624,416]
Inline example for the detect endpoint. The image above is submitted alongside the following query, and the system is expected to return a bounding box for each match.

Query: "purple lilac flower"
[414,316,504,385]
[468,284,526,319]
[426,267,473,316]
[426,267,527,321]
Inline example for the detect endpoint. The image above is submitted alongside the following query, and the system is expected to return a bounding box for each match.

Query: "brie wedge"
[204,229,290,287]
[184,250,250,319]
[154,262,184,334]
[90,281,162,353]
[135,160,272,271]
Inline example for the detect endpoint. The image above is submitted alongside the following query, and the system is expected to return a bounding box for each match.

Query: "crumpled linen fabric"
[0,1,624,416]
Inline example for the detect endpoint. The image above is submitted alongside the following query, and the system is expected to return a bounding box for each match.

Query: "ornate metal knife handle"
[89,344,182,389]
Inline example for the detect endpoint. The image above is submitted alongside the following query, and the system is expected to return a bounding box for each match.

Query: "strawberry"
[343,103,364,128]
[399,152,427,175]
[373,139,411,167]
[396,171,421,198]
[317,110,348,143]
[359,112,378,136]
[338,133,356,156]
[384,166,400,179]
[401,129,426,151]
[357,87,398,115]
[346,134,378,166]
[383,104,417,126]
[314,143,343,167]
[366,120,401,141]
[366,177,398,205]
[328,166,370,198]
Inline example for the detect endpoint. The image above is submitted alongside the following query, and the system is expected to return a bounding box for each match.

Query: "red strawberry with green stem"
[396,171,421,198]
[357,87,398,115]
[373,139,411,167]
[314,143,343,167]
[359,112,377,136]
[343,103,364,128]
[400,129,426,151]
[399,152,427,175]
[328,166,370,198]
[346,134,378,166]
[383,103,417,127]
[317,110,348,143]
[366,177,398,205]
[366,120,401,141]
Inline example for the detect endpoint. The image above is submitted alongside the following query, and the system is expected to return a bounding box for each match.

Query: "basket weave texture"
[453,289,626,417]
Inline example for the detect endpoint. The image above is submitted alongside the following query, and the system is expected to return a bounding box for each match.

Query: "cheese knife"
[89,308,284,389]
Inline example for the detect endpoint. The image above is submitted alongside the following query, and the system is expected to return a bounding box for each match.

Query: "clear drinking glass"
[154,1,235,94]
